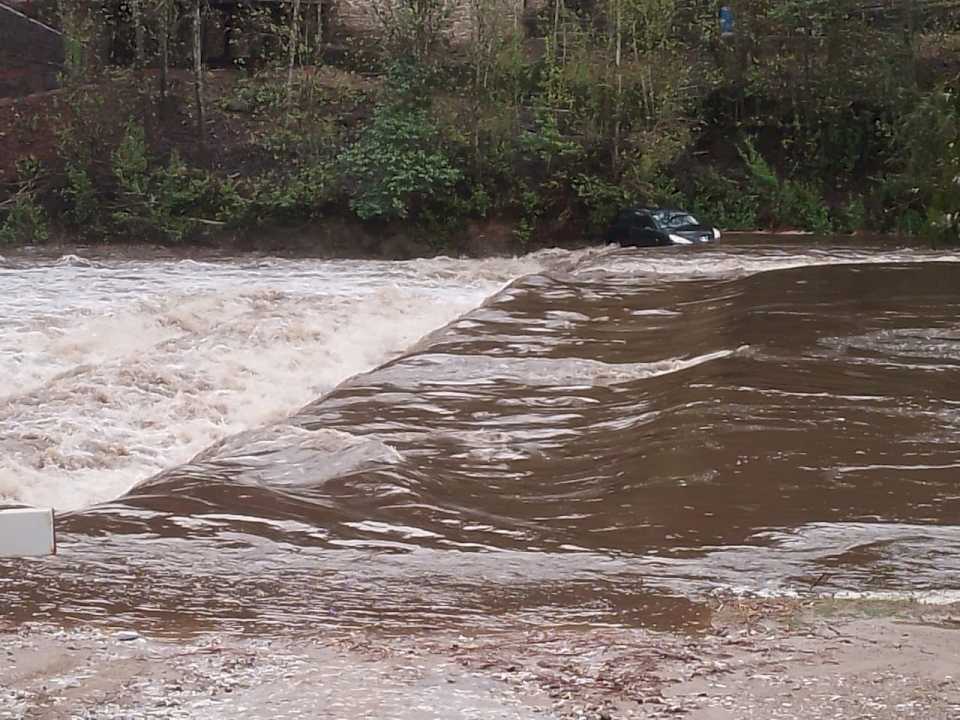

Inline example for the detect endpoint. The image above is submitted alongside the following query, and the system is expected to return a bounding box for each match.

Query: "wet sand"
[3,599,958,720]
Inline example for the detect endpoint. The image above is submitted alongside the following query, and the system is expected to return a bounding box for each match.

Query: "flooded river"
[2,238,959,636]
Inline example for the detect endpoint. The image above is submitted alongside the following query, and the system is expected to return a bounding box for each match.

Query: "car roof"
[625,206,689,215]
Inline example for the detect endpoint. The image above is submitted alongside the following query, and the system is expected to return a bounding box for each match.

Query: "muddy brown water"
[2,238,959,636]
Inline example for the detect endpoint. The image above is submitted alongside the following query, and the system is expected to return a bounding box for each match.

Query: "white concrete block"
[0,507,56,557]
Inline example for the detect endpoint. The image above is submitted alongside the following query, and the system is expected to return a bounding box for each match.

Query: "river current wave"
[2,239,959,633]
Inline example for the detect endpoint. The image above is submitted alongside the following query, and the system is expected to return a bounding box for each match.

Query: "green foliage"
[56,122,103,233]
[338,76,460,221]
[779,179,832,234]
[739,138,830,232]
[0,157,49,244]
[63,161,99,228]
[325,61,469,222]
[893,87,960,243]
[112,122,150,196]
[224,76,291,114]
[738,138,779,199]
[896,207,926,236]
[371,0,453,64]
[688,168,759,231]
[380,60,434,107]
[3,0,959,247]
[925,206,960,245]
[13,156,43,187]
[59,2,97,82]
[224,5,290,69]
[111,124,242,242]
[832,195,867,235]
[422,183,493,229]
[572,174,629,232]
[0,197,48,245]
[519,111,584,170]
[224,69,371,117]
[243,164,335,223]
[253,117,341,161]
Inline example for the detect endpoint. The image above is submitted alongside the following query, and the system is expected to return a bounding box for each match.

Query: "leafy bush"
[738,137,780,213]
[688,168,759,231]
[0,197,48,244]
[518,110,583,171]
[338,104,460,221]
[923,206,960,245]
[112,122,150,195]
[63,161,99,228]
[572,174,629,232]
[111,123,243,242]
[739,137,830,232]
[243,164,335,223]
[224,75,290,114]
[335,61,461,221]
[896,88,960,243]
[779,179,831,234]
[0,157,49,244]
[832,195,867,234]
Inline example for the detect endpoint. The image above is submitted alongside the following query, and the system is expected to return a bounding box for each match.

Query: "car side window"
[634,215,656,229]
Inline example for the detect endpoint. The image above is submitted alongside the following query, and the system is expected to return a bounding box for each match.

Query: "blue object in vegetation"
[719,5,735,37]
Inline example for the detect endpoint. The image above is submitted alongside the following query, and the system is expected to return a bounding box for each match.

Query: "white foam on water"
[1,242,953,513]
[370,347,743,388]
[717,586,960,606]
[0,254,545,511]
[573,243,960,279]
[687,521,960,603]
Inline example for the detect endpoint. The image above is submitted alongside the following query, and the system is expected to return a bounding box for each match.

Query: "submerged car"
[605,207,721,247]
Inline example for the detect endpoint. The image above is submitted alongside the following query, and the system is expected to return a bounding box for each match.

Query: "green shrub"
[689,169,759,231]
[112,122,150,195]
[111,123,243,242]
[63,161,99,227]
[738,137,779,202]
[224,75,289,114]
[0,197,48,244]
[338,104,460,221]
[895,208,926,236]
[518,110,583,170]
[779,179,831,234]
[571,174,629,232]
[243,164,335,223]
[0,157,49,244]
[832,195,867,234]
[739,137,830,232]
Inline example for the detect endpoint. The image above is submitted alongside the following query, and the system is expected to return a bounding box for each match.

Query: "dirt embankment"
[0,67,590,258]
[3,599,959,720]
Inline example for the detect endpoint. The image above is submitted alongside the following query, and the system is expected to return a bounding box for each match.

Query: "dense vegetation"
[2,0,959,250]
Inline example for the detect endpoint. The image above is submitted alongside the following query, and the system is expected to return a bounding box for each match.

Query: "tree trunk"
[287,0,303,108]
[133,0,145,72]
[133,0,151,137]
[552,0,561,59]
[906,0,917,90]
[315,0,324,62]
[193,0,205,145]
[473,2,482,176]
[612,0,622,173]
[159,0,171,119]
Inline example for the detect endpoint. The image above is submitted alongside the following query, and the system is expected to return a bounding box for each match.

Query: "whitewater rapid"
[0,253,545,510]
[4,243,957,512]
[3,238,960,634]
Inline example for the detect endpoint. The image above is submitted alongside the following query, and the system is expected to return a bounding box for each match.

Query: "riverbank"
[3,6,959,254]
[3,598,958,719]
